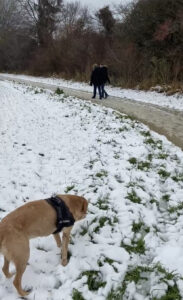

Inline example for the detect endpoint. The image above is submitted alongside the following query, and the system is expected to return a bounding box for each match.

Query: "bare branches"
[0,0,183,86]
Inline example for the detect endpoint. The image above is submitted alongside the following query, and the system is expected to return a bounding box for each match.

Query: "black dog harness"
[46,196,75,234]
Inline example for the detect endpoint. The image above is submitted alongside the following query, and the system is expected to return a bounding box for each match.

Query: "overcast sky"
[65,0,132,10]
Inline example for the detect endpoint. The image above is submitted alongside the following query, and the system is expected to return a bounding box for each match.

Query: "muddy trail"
[1,74,183,150]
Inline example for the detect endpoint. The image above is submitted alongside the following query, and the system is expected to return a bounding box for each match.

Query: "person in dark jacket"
[90,64,103,99]
[100,65,110,98]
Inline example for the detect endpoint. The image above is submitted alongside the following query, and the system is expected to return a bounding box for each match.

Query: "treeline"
[0,0,182,88]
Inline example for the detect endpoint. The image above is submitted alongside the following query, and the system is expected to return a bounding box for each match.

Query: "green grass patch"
[107,264,181,300]
[132,221,144,233]
[150,198,158,205]
[156,264,175,281]
[34,88,43,94]
[88,107,92,113]
[81,270,106,291]
[137,161,151,171]
[172,173,183,182]
[158,169,171,179]
[122,238,146,254]
[55,87,64,95]
[140,130,151,137]
[125,266,151,283]
[126,190,141,204]
[145,138,156,145]
[96,196,109,210]
[98,256,118,272]
[168,202,183,214]
[64,185,75,193]
[132,222,150,235]
[94,216,112,233]
[127,181,145,191]
[103,257,115,265]
[161,194,170,202]
[113,216,118,223]
[95,170,108,178]
[107,266,151,299]
[131,221,150,235]
[80,226,88,236]
[147,153,153,161]
[153,283,181,300]
[145,138,163,150]
[157,153,168,160]
[107,286,125,300]
[128,157,137,165]
[72,289,85,300]
[152,265,181,299]
[128,157,151,171]
[118,126,129,132]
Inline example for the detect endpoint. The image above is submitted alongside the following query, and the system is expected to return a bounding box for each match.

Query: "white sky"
[65,0,132,10]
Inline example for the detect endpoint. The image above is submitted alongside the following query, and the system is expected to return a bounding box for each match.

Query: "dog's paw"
[19,286,32,297]
[19,289,30,297]
[61,259,68,266]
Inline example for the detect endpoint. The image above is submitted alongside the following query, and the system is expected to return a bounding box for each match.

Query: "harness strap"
[46,196,75,234]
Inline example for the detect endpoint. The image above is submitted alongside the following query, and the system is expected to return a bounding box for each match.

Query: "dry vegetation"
[0,0,182,90]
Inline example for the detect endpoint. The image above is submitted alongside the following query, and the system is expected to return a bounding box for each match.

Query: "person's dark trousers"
[92,85,102,99]
[101,84,108,98]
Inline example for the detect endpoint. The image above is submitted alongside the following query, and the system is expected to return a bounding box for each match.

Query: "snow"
[1,73,183,111]
[154,245,183,276]
[0,79,183,299]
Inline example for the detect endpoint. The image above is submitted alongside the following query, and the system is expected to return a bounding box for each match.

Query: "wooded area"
[0,0,182,89]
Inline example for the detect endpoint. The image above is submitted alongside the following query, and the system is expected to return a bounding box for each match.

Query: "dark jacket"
[90,66,102,85]
[100,66,110,84]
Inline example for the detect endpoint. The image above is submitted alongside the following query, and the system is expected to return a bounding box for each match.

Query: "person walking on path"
[90,64,103,99]
[100,65,110,98]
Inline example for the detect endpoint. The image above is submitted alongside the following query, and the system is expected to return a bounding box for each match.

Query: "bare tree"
[0,0,23,31]
[58,1,92,37]
[18,0,63,45]
[0,0,36,71]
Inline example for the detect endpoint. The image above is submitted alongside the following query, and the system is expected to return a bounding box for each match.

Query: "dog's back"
[1,200,57,239]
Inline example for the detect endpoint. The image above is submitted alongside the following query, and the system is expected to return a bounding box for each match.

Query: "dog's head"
[61,195,88,222]
[73,196,88,221]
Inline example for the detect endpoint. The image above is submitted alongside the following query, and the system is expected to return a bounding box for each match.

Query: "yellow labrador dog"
[0,194,88,296]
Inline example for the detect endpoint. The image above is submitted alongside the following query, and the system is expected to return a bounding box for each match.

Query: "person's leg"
[98,85,103,99]
[103,84,108,98]
[92,85,97,98]
[101,84,104,98]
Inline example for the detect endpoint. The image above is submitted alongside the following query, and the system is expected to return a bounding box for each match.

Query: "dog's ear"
[82,198,88,213]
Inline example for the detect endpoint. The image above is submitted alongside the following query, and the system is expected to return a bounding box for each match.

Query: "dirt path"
[1,74,183,150]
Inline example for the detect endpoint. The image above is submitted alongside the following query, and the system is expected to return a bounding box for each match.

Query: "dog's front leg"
[61,227,72,266]
[53,233,61,248]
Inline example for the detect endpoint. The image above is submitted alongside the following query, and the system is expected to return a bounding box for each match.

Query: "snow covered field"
[0,80,183,299]
[1,73,183,111]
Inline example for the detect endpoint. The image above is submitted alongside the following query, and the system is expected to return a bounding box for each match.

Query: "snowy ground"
[0,80,183,299]
[1,73,183,111]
